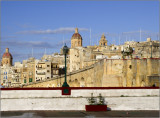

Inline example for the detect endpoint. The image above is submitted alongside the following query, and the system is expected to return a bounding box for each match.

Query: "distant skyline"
[1,1,159,63]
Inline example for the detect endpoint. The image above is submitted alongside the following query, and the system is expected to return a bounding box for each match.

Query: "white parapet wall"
[1,88,159,111]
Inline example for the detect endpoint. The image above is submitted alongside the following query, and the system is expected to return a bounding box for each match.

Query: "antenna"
[45,48,46,55]
[90,28,91,46]
[32,48,33,57]
[119,35,120,45]
[126,36,127,42]
[63,35,64,46]
[140,28,141,42]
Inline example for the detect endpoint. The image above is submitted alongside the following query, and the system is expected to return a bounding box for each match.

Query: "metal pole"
[65,53,67,83]
[62,44,69,88]
[151,45,152,58]
[140,28,141,42]
[90,28,91,46]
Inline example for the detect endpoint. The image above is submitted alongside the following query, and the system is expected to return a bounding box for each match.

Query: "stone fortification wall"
[23,60,104,87]
[1,88,159,111]
[23,58,159,87]
[102,58,160,87]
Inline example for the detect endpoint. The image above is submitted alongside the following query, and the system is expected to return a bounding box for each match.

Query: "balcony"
[36,72,45,75]
[36,67,45,70]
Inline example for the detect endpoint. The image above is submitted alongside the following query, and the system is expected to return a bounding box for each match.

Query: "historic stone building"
[124,37,160,58]
[11,62,23,87]
[1,48,13,87]
[0,65,12,87]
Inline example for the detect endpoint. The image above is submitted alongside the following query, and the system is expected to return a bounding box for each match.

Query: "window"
[47,70,50,72]
[24,79,26,83]
[6,76,7,79]
[47,65,50,67]
[129,65,132,69]
[29,78,32,82]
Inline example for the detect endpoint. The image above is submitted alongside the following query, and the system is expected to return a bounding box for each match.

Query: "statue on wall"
[121,45,134,59]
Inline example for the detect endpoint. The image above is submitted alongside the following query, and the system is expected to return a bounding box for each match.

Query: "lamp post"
[150,42,152,58]
[62,44,69,87]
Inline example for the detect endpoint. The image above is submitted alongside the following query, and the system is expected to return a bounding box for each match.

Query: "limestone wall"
[23,58,160,87]
[102,58,160,87]
[1,89,159,111]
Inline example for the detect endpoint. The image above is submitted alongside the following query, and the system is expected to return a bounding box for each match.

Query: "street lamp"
[62,44,69,87]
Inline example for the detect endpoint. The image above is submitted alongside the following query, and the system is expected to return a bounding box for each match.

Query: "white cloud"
[1,41,54,48]
[17,27,89,34]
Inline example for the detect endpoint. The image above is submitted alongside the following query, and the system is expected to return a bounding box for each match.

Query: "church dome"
[72,33,82,39]
[2,48,13,59]
[71,28,82,39]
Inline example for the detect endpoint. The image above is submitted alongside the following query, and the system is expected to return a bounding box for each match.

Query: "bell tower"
[71,28,82,48]
[99,33,107,46]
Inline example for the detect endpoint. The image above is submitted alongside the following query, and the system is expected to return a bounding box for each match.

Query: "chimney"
[147,37,151,42]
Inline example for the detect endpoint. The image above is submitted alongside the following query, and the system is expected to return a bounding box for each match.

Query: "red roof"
[2,52,13,58]
[72,33,82,39]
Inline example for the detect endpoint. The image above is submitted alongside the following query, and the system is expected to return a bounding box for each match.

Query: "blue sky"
[1,1,159,63]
